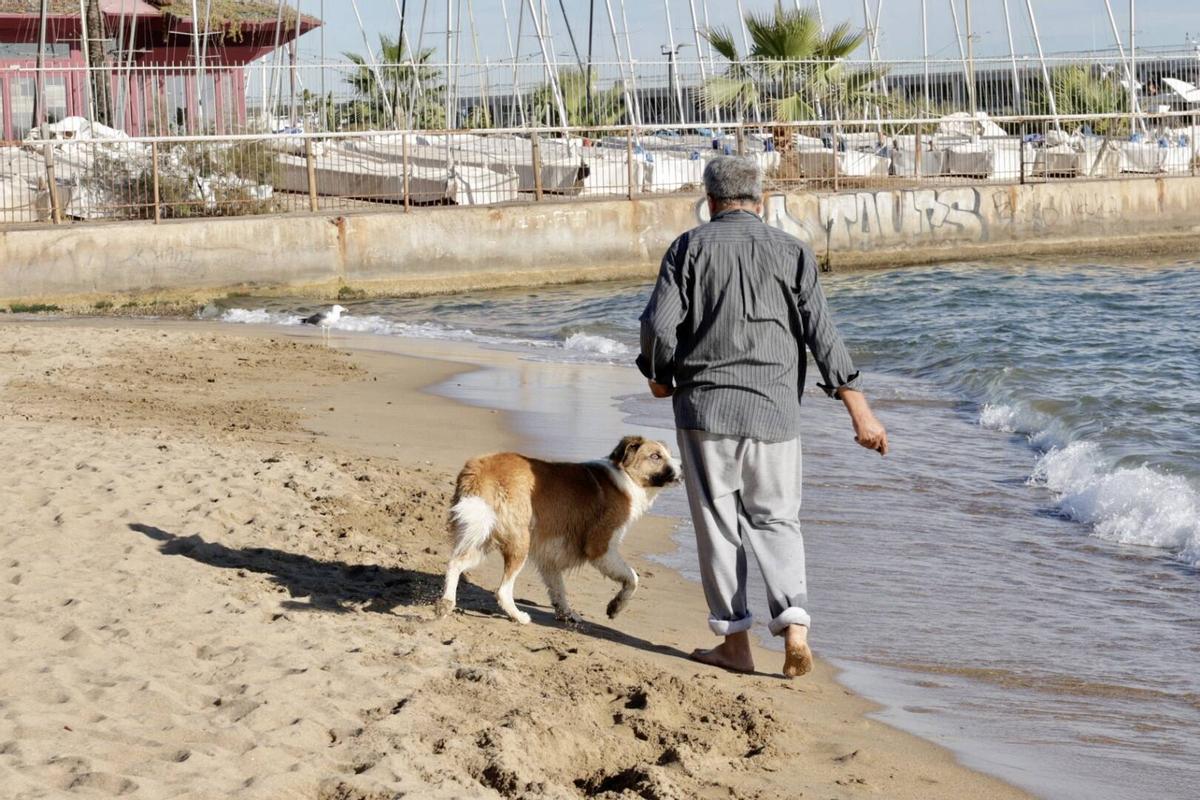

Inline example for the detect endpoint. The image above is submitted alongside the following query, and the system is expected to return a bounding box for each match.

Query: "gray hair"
[702,156,763,204]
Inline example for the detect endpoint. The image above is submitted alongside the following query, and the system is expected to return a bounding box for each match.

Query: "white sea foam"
[563,332,631,357]
[220,308,301,326]
[218,308,630,364]
[1029,442,1200,567]
[979,403,1021,433]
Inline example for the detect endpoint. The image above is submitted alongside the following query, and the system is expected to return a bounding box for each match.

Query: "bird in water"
[301,304,346,345]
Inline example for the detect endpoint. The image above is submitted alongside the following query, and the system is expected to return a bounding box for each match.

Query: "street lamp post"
[661,43,688,126]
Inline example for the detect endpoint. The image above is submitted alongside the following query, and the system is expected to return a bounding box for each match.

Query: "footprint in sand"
[65,772,139,796]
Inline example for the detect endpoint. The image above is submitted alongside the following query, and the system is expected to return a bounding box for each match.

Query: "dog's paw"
[555,609,584,625]
[512,611,532,625]
[434,598,455,618]
[606,595,627,619]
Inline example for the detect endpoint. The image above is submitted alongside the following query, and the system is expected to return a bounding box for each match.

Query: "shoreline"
[0,318,1031,799]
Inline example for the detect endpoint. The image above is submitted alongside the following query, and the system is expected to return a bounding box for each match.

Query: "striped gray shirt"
[637,208,861,443]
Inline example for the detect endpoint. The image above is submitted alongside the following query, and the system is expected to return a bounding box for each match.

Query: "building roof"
[0,0,319,64]
[149,1,317,26]
[0,0,316,25]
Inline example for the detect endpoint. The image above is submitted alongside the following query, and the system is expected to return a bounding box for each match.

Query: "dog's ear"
[608,435,644,465]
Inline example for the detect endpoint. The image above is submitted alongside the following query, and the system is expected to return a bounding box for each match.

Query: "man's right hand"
[838,388,889,456]
[853,414,889,456]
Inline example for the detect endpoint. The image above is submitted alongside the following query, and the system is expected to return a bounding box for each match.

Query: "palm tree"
[532,69,628,130]
[345,35,444,129]
[702,3,883,125]
[1035,65,1127,136]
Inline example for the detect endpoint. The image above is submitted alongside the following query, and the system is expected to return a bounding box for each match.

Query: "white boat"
[944,140,1022,180]
[890,135,947,178]
[793,148,890,178]
[275,150,518,206]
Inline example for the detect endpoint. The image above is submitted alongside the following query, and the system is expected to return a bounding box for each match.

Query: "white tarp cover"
[937,112,1009,139]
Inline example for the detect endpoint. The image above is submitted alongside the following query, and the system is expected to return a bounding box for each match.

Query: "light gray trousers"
[677,430,811,637]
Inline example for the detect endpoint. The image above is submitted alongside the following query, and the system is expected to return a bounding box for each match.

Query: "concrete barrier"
[3,176,1200,306]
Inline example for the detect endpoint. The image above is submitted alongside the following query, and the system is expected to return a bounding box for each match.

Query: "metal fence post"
[402,132,411,212]
[305,137,319,212]
[1192,114,1197,177]
[832,133,840,193]
[626,127,636,200]
[151,140,161,224]
[42,142,62,224]
[915,127,923,182]
[736,123,745,156]
[1019,124,1026,185]
[531,131,544,201]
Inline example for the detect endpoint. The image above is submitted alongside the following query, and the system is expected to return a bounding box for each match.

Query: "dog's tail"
[449,495,497,555]
[449,461,497,557]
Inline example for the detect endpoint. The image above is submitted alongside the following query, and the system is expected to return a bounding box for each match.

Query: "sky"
[290,1,1200,66]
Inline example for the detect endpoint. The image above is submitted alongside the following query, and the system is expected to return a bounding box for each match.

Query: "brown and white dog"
[435,436,681,625]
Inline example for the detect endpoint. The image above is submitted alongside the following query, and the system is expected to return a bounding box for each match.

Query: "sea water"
[214,262,1200,800]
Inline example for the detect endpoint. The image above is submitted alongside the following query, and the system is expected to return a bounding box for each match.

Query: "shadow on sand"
[129,523,693,664]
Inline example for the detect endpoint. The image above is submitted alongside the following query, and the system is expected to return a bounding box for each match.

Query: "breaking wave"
[980,402,1200,568]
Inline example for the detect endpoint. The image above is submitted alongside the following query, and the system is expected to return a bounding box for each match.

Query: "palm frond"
[817,22,867,60]
[703,26,741,64]
[701,76,759,114]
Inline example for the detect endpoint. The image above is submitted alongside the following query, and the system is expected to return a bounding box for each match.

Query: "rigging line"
[266,0,287,128]
[500,0,527,126]
[617,0,643,127]
[947,0,971,108]
[392,0,426,126]
[586,0,595,117]
[467,0,490,124]
[555,0,585,74]
[525,0,571,138]
[349,0,396,122]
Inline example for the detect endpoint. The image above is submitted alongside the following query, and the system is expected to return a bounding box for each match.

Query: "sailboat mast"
[1129,0,1138,132]
[526,0,570,134]
[500,0,527,126]
[922,0,930,115]
[602,0,637,126]
[1023,0,1059,131]
[35,0,48,130]
[78,0,95,126]
[663,0,686,125]
[964,0,976,119]
[1001,0,1021,114]
[445,0,455,127]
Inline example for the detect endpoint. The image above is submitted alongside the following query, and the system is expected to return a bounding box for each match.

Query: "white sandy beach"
[0,319,1029,799]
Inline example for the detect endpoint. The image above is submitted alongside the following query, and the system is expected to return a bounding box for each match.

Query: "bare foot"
[782,626,813,678]
[689,632,755,674]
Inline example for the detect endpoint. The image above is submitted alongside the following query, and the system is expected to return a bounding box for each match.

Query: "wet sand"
[0,319,1030,799]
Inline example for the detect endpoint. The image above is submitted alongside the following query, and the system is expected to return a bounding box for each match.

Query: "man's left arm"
[637,237,688,397]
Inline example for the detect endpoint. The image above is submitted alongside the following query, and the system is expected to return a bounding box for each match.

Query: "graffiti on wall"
[818,188,986,249]
[695,187,988,250]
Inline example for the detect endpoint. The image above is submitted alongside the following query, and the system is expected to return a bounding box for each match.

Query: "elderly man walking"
[638,156,888,678]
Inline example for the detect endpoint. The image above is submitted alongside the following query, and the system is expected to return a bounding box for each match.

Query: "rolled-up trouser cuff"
[768,607,811,636]
[709,614,754,636]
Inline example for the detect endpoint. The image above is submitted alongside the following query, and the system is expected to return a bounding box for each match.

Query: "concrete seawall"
[3,176,1200,305]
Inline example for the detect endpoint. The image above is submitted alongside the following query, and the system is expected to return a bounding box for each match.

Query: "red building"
[0,0,319,138]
